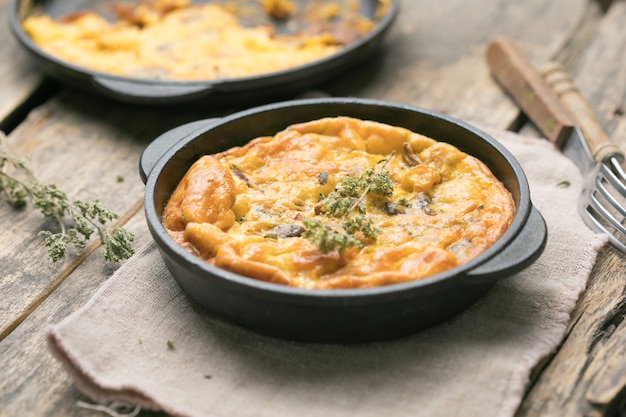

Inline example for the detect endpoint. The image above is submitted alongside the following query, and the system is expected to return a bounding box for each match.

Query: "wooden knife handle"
[541,62,623,161]
[486,36,575,148]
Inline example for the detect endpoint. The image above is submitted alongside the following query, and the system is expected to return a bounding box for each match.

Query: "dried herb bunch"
[0,132,135,262]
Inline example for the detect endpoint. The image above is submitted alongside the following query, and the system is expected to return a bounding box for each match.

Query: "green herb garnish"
[0,133,135,262]
[303,155,394,254]
[343,214,382,239]
[320,160,393,218]
[302,219,365,254]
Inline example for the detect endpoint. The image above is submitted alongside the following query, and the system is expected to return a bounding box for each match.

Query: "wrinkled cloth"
[47,128,607,417]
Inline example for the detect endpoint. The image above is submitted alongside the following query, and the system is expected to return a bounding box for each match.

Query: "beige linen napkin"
[47,128,607,417]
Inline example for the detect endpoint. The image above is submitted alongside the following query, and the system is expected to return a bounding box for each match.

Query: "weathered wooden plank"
[0,212,159,417]
[324,0,587,127]
[0,91,213,340]
[0,0,45,128]
[516,1,626,416]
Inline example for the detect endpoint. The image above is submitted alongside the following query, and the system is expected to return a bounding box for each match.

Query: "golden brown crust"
[163,117,515,289]
[163,156,236,232]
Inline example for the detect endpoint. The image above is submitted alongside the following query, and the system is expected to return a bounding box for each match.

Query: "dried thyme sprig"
[303,155,393,254]
[0,133,135,262]
[319,162,393,218]
[301,218,365,254]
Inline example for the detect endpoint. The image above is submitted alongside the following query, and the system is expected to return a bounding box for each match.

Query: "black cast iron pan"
[10,0,398,105]
[140,97,547,343]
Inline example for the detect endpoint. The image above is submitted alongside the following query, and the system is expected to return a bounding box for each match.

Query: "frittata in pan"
[163,117,515,289]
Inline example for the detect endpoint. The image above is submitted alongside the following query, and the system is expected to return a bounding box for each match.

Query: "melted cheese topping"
[163,117,515,289]
[22,0,379,81]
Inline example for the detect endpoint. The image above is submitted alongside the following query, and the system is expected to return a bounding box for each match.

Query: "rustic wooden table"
[1,0,625,416]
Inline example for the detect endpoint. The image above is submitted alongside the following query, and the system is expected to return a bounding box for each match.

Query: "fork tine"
[596,169,626,219]
[580,162,626,253]
[588,190,626,234]
[582,193,626,252]
[576,144,626,256]
[604,157,626,197]
[608,156,626,179]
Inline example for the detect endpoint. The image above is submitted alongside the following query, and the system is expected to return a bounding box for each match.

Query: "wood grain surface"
[516,2,626,416]
[1,0,625,416]
[0,0,45,129]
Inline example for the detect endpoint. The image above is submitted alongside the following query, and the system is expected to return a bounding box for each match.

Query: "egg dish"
[22,0,384,81]
[162,117,515,289]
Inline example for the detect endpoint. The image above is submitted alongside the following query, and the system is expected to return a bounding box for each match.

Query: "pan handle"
[139,118,220,184]
[92,76,214,103]
[464,206,547,282]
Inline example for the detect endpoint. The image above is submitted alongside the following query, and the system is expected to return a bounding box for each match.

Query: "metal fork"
[486,37,626,253]
[541,63,626,253]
